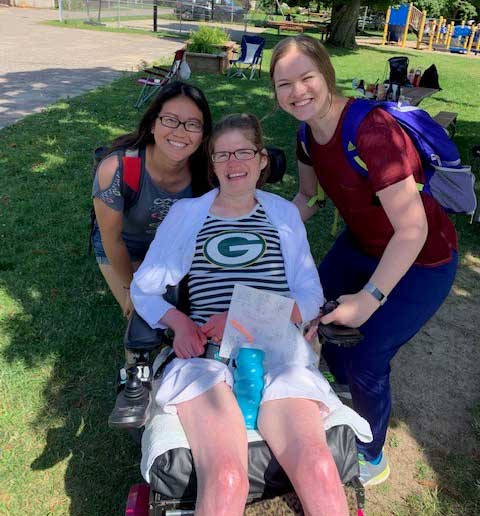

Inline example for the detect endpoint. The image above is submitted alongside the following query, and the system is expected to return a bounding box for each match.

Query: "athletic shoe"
[358,452,390,486]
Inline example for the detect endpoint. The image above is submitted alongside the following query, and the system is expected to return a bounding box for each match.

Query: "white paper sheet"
[219,284,294,359]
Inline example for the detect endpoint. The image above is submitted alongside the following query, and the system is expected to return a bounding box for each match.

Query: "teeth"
[293,99,312,107]
[227,172,247,179]
[168,140,187,148]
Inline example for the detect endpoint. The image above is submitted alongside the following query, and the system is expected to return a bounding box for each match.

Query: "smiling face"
[211,129,268,196]
[151,95,204,162]
[273,48,331,123]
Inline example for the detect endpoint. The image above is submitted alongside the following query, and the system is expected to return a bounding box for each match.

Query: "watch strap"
[363,282,387,306]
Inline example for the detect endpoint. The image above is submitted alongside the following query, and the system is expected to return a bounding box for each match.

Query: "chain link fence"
[57,0,255,36]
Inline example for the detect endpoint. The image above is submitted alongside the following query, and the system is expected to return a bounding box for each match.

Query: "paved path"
[0,7,183,129]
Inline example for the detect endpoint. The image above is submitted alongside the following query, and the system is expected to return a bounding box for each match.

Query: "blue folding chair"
[227,35,265,80]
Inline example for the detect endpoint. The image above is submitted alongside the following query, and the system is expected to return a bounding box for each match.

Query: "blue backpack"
[299,99,477,217]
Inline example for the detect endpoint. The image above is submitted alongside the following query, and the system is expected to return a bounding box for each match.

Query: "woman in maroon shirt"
[270,35,458,486]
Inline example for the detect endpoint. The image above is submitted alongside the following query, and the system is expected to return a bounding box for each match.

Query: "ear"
[259,149,268,171]
[151,118,157,134]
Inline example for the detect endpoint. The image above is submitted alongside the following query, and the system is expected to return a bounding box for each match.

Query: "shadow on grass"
[0,68,479,515]
[0,71,302,516]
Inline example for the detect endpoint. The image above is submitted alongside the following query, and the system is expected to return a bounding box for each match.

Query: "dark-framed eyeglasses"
[211,148,260,163]
[157,115,203,133]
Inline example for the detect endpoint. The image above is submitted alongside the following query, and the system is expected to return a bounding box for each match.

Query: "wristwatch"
[363,282,388,306]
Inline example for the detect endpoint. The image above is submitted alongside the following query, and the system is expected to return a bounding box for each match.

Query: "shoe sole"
[362,463,391,487]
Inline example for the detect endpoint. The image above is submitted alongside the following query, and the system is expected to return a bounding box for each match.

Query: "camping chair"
[388,56,409,85]
[135,49,185,108]
[227,35,265,80]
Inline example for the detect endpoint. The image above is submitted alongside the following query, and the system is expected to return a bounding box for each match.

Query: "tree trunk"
[328,0,361,48]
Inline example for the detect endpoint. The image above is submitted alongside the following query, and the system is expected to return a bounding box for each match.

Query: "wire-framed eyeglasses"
[211,149,260,163]
[157,115,203,133]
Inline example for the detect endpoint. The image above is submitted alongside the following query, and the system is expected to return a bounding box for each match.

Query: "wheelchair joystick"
[108,362,151,430]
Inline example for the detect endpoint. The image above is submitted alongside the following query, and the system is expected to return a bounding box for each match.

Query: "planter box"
[186,52,227,74]
[185,41,237,75]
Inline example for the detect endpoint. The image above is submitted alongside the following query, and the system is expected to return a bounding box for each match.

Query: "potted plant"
[185,26,237,74]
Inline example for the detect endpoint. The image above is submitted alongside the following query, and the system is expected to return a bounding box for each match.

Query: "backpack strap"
[341,99,378,177]
[298,122,326,208]
[121,148,142,210]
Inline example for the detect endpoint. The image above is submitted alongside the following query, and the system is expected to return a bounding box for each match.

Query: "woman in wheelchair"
[131,114,369,516]
[92,81,211,320]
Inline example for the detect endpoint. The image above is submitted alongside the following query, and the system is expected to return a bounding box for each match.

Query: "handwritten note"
[219,285,294,359]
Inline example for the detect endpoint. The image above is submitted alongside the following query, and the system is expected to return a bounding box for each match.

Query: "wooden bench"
[266,20,316,35]
[277,23,305,34]
[433,111,458,137]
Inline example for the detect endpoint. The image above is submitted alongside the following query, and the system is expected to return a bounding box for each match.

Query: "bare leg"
[97,260,141,310]
[258,398,349,516]
[99,261,142,366]
[177,382,249,516]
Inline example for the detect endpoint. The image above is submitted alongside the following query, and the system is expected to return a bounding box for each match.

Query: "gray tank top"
[92,147,193,245]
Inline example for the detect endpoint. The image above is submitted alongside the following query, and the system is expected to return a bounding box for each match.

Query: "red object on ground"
[125,483,150,516]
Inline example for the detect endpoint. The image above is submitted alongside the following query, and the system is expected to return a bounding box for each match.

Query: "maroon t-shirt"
[296,99,457,266]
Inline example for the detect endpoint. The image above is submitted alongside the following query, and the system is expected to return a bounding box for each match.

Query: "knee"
[205,459,249,503]
[349,364,390,393]
[296,444,339,485]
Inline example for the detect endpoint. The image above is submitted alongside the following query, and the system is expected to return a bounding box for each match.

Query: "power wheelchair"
[106,146,367,515]
[113,288,366,516]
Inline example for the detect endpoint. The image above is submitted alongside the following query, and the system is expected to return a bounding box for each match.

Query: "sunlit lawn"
[0,33,479,515]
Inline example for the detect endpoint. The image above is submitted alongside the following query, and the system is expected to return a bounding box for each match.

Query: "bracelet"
[363,282,387,306]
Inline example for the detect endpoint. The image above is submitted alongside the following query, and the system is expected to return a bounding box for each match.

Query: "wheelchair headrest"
[265,146,286,184]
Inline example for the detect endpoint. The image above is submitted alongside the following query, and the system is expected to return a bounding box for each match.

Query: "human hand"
[320,290,380,328]
[173,318,207,359]
[123,289,134,319]
[291,303,302,325]
[162,309,207,358]
[304,315,321,342]
[200,312,228,343]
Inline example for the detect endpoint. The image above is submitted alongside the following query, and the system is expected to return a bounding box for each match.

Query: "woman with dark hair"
[270,35,458,486]
[92,81,212,318]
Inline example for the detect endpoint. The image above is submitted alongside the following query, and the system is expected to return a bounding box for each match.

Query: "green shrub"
[187,26,229,54]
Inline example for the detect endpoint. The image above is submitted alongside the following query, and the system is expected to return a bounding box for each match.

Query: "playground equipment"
[382,4,480,55]
[381,3,426,48]
[431,21,480,55]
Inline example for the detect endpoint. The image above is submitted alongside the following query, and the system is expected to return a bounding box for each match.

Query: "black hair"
[109,81,212,196]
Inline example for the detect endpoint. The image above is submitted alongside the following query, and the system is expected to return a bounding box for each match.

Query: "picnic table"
[306,19,330,40]
[266,20,317,35]
[399,86,439,106]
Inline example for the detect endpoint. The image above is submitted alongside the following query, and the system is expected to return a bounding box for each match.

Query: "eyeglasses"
[157,115,203,133]
[211,149,260,163]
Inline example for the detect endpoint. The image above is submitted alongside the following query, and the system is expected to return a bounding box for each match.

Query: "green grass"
[1,34,479,515]
[44,19,188,41]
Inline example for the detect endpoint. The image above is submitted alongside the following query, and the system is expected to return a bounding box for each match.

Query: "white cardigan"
[131,189,324,328]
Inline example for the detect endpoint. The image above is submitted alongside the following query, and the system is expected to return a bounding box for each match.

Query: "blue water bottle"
[233,347,265,430]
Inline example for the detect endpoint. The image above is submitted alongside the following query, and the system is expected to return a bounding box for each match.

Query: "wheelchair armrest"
[124,281,190,352]
[124,311,165,352]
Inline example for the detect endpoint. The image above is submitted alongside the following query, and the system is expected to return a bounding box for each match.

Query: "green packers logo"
[204,231,266,267]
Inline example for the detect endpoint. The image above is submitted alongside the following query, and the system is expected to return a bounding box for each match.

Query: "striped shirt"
[188,205,290,324]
